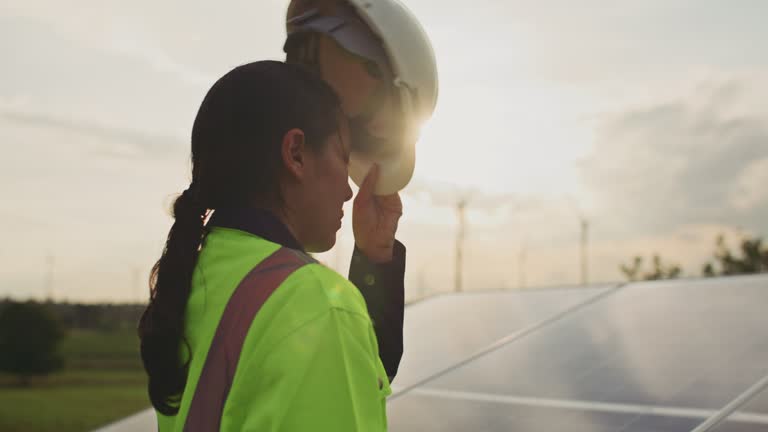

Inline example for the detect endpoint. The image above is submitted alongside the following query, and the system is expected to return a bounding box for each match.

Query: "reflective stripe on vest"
[183,247,316,432]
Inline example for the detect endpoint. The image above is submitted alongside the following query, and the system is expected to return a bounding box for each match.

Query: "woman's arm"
[349,240,406,382]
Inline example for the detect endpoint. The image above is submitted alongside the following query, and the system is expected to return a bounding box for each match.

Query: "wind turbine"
[406,182,517,294]
[565,195,591,287]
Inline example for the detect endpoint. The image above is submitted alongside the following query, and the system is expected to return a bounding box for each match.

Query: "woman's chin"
[305,235,337,254]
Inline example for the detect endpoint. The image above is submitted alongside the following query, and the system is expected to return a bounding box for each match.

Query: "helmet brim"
[286,9,389,72]
[349,137,415,195]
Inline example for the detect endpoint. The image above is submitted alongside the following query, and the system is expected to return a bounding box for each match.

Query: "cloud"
[0,15,206,133]
[580,82,768,238]
[404,179,519,211]
[0,108,185,159]
[109,36,213,87]
[731,157,768,211]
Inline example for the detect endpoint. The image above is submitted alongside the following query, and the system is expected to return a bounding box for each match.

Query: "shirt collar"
[206,207,304,252]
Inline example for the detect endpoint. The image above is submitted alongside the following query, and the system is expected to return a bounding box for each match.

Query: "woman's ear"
[281,128,307,179]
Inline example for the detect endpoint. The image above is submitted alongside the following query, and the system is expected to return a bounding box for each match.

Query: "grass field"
[0,328,151,432]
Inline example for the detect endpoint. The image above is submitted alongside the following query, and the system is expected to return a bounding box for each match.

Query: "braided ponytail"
[139,186,207,414]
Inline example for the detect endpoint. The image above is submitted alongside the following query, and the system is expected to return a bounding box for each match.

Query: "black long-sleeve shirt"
[207,207,405,381]
[348,240,405,381]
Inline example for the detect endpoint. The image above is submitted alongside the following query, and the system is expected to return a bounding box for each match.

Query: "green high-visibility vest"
[156,226,392,431]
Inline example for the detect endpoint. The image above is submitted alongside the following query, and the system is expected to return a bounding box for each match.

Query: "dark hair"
[138,60,341,415]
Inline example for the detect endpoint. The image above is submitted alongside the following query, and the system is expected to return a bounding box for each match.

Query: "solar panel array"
[96,275,768,432]
[388,275,768,432]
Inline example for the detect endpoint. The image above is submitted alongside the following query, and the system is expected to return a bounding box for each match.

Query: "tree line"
[621,234,768,282]
[0,301,144,385]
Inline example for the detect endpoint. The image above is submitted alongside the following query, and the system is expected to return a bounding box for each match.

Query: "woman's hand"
[352,164,403,263]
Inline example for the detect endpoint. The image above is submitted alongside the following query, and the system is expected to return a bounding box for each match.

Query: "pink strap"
[184,248,315,432]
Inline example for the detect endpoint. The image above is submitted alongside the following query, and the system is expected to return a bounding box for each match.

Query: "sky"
[1,0,767,302]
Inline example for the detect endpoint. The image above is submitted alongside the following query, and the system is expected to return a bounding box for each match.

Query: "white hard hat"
[285,0,439,195]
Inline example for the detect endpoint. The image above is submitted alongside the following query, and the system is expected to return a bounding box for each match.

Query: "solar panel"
[387,392,705,432]
[388,275,768,432]
[393,286,613,390]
